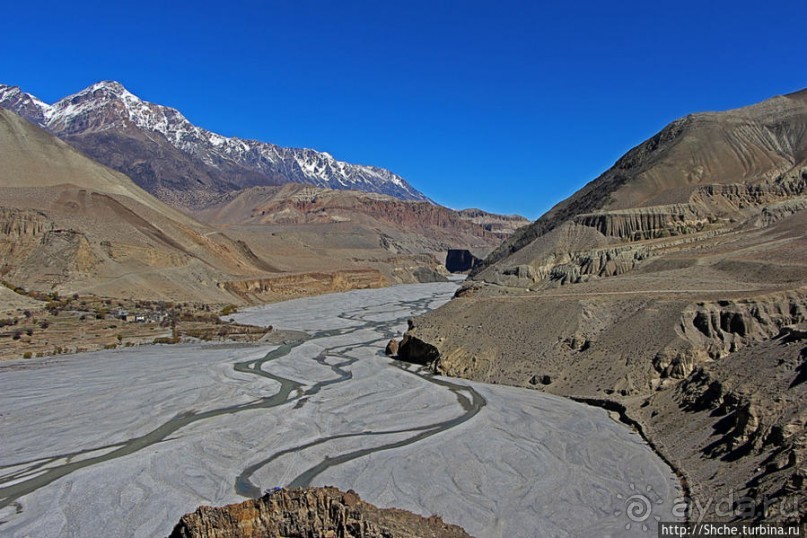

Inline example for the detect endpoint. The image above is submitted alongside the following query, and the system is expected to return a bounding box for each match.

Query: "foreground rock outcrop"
[168,487,471,538]
[396,333,441,365]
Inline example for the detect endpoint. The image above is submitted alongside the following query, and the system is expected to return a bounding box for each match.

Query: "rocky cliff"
[402,88,807,524]
[168,487,471,538]
[223,269,389,303]
[475,172,807,290]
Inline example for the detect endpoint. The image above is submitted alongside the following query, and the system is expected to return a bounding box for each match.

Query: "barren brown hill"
[192,183,522,260]
[403,89,807,524]
[478,88,807,277]
[182,184,509,295]
[0,108,276,303]
[0,109,471,308]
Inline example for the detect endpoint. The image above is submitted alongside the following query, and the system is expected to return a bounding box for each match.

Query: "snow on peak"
[43,80,195,138]
[90,80,127,93]
[0,84,53,121]
[65,80,140,106]
[0,84,21,98]
[0,80,428,201]
[76,80,130,97]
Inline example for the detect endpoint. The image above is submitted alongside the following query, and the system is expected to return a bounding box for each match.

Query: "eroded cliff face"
[0,208,54,271]
[168,487,471,538]
[679,293,807,361]
[645,327,806,522]
[408,291,805,393]
[476,88,807,276]
[223,269,388,303]
[476,172,807,290]
[407,287,807,522]
[0,207,104,286]
[221,253,450,304]
[403,88,807,523]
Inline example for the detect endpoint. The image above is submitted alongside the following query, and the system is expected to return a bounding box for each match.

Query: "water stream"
[0,282,681,538]
[0,286,481,513]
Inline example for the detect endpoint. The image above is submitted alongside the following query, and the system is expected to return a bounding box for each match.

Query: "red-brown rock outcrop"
[168,487,472,538]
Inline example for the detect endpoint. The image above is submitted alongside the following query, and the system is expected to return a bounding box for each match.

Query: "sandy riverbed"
[1,282,680,537]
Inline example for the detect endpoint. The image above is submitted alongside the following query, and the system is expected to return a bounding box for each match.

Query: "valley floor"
[1,283,680,537]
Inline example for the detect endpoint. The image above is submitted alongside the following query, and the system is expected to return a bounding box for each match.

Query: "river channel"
[0,282,681,537]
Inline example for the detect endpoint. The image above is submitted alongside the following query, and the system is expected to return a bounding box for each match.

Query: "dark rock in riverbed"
[529,374,552,386]
[397,334,440,365]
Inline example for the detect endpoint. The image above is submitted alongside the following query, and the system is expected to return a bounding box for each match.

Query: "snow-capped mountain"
[0,81,428,206]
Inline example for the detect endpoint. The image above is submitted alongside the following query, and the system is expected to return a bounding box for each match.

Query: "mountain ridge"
[0,105,516,306]
[0,81,428,207]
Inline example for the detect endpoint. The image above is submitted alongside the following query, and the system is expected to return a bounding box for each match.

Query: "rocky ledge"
[168,487,472,538]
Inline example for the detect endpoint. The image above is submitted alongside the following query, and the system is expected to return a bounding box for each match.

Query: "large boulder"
[397,334,440,365]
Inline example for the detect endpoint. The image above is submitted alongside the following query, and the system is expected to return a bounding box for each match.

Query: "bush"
[22,352,32,359]
[220,304,238,316]
[39,320,49,329]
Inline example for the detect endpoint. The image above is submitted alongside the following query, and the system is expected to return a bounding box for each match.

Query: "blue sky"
[2,0,805,219]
